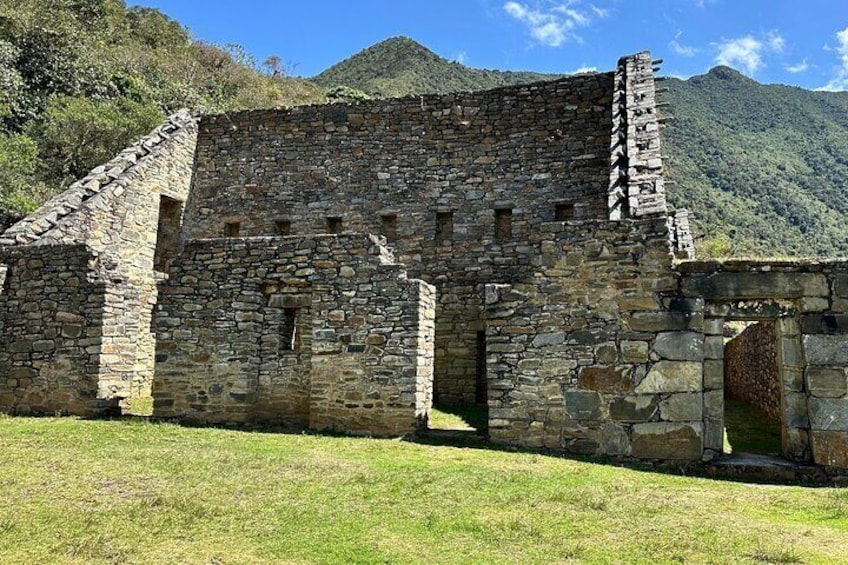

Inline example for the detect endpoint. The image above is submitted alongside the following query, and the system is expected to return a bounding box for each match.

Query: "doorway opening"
[428,327,488,436]
[722,320,782,456]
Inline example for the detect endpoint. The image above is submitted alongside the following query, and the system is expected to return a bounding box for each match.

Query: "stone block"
[564,391,602,420]
[808,397,848,431]
[659,393,703,421]
[811,430,848,468]
[779,337,803,368]
[631,422,702,460]
[703,390,723,420]
[609,395,658,422]
[578,366,631,393]
[635,361,702,393]
[653,332,704,361]
[683,272,828,300]
[703,360,723,390]
[806,367,848,398]
[621,341,649,363]
[703,336,724,360]
[800,314,848,335]
[783,392,810,429]
[803,335,848,365]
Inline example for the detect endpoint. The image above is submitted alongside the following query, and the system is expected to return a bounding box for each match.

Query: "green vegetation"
[664,67,848,257]
[1,416,847,564]
[3,3,848,259]
[313,36,560,98]
[0,0,324,218]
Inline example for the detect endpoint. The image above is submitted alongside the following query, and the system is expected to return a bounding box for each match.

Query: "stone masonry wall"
[0,244,109,415]
[0,111,198,411]
[486,217,707,460]
[724,322,780,421]
[681,260,848,467]
[153,234,435,437]
[181,56,661,404]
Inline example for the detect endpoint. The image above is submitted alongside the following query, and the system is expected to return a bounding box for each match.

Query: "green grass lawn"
[1,415,847,564]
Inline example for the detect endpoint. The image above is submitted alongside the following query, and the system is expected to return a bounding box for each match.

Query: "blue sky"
[131,1,848,90]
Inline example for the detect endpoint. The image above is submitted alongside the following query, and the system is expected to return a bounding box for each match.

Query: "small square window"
[381,214,398,241]
[225,221,240,237]
[275,220,292,235]
[327,217,342,234]
[555,203,574,221]
[495,208,512,241]
[435,212,453,243]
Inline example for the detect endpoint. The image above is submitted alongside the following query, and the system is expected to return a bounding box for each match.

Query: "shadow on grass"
[724,398,782,456]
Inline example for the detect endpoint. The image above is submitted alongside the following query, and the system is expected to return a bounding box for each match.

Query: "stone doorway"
[703,304,810,463]
[722,320,782,455]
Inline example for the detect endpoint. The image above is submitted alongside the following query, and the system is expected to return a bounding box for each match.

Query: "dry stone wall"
[681,259,848,467]
[0,244,109,415]
[182,56,662,404]
[153,234,435,437]
[485,217,707,459]
[0,111,197,413]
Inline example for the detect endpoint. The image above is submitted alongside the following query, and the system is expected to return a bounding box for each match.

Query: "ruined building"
[1,52,847,469]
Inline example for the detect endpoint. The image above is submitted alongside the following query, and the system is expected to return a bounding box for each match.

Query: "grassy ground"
[1,416,847,564]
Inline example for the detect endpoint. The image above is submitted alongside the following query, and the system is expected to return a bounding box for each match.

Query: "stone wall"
[181,54,663,405]
[152,234,435,437]
[485,217,706,460]
[0,111,198,413]
[724,322,780,420]
[0,244,109,415]
[680,260,848,467]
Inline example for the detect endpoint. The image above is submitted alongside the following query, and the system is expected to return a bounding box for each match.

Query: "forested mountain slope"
[313,36,560,98]
[0,0,324,223]
[663,67,848,257]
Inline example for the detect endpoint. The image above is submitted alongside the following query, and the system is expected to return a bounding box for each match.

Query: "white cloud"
[569,66,597,74]
[669,32,698,57]
[453,51,468,65]
[767,31,785,52]
[785,60,808,73]
[503,1,607,47]
[713,32,784,75]
[820,27,848,91]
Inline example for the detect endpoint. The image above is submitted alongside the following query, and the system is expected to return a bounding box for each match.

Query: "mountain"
[662,67,848,257]
[313,36,560,98]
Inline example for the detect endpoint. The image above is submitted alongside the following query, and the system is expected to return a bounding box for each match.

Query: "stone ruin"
[1,52,847,469]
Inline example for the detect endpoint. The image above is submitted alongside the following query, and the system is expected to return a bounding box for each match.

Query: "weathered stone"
[564,391,602,420]
[783,392,810,429]
[806,367,848,398]
[635,361,702,393]
[804,334,848,366]
[609,395,657,422]
[653,332,704,361]
[703,360,723,390]
[801,314,848,335]
[578,366,632,393]
[659,393,703,421]
[683,272,829,300]
[631,422,702,460]
[808,397,848,431]
[811,430,848,468]
[621,340,649,363]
